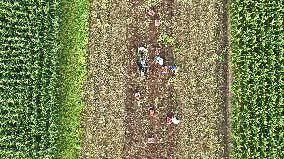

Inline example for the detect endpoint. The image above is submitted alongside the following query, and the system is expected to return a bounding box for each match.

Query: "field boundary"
[218,0,232,157]
[58,0,90,158]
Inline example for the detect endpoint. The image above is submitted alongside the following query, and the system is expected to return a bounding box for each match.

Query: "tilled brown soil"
[123,0,178,158]
[81,0,231,158]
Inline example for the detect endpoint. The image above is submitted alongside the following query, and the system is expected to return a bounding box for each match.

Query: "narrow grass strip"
[58,0,89,158]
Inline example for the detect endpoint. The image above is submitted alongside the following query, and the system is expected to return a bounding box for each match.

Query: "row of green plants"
[0,0,89,158]
[230,0,283,158]
[58,0,89,158]
[0,1,61,158]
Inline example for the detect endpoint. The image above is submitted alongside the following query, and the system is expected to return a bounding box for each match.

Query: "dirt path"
[123,0,178,158]
[216,0,232,157]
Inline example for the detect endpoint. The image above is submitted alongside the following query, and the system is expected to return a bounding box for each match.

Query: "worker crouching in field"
[134,89,140,101]
[154,55,164,66]
[137,56,148,77]
[138,45,148,53]
[160,64,178,75]
[147,133,156,144]
[169,64,177,76]
[155,47,161,55]
[137,44,149,77]
[166,112,180,125]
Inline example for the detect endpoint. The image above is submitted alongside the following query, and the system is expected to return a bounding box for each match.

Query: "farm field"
[81,0,128,158]
[81,0,231,158]
[58,0,89,158]
[0,1,61,158]
[1,0,283,159]
[173,0,231,158]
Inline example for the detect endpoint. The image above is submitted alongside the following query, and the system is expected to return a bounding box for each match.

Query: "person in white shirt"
[134,90,140,100]
[171,116,180,125]
[166,112,180,125]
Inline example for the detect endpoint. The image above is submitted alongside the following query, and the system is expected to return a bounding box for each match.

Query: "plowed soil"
[81,0,231,158]
[123,0,177,158]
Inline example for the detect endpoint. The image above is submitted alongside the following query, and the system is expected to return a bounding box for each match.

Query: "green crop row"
[0,1,60,158]
[230,0,283,158]
[57,0,89,158]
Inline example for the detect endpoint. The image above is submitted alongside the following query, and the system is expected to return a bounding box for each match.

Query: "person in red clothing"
[155,47,161,55]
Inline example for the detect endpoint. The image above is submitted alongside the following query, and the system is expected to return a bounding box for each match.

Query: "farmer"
[149,107,156,117]
[134,89,140,100]
[137,43,149,76]
[155,55,164,66]
[138,46,148,53]
[155,47,161,55]
[169,64,177,71]
[137,57,147,75]
[169,64,178,76]
[138,43,148,53]
[171,116,180,124]
[166,112,180,125]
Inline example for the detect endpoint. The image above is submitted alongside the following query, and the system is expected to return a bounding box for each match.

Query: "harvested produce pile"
[0,1,60,158]
[230,0,284,158]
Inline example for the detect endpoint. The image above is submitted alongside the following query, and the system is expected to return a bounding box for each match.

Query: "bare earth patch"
[81,0,231,158]
[174,0,231,158]
[81,0,129,158]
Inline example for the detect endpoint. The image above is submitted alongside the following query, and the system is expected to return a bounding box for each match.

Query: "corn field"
[230,0,284,158]
[0,1,60,158]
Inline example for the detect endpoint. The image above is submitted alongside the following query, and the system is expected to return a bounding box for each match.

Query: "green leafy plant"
[217,53,225,63]
[58,0,89,158]
[158,33,176,46]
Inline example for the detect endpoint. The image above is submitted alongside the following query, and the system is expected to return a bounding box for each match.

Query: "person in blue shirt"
[169,64,177,71]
